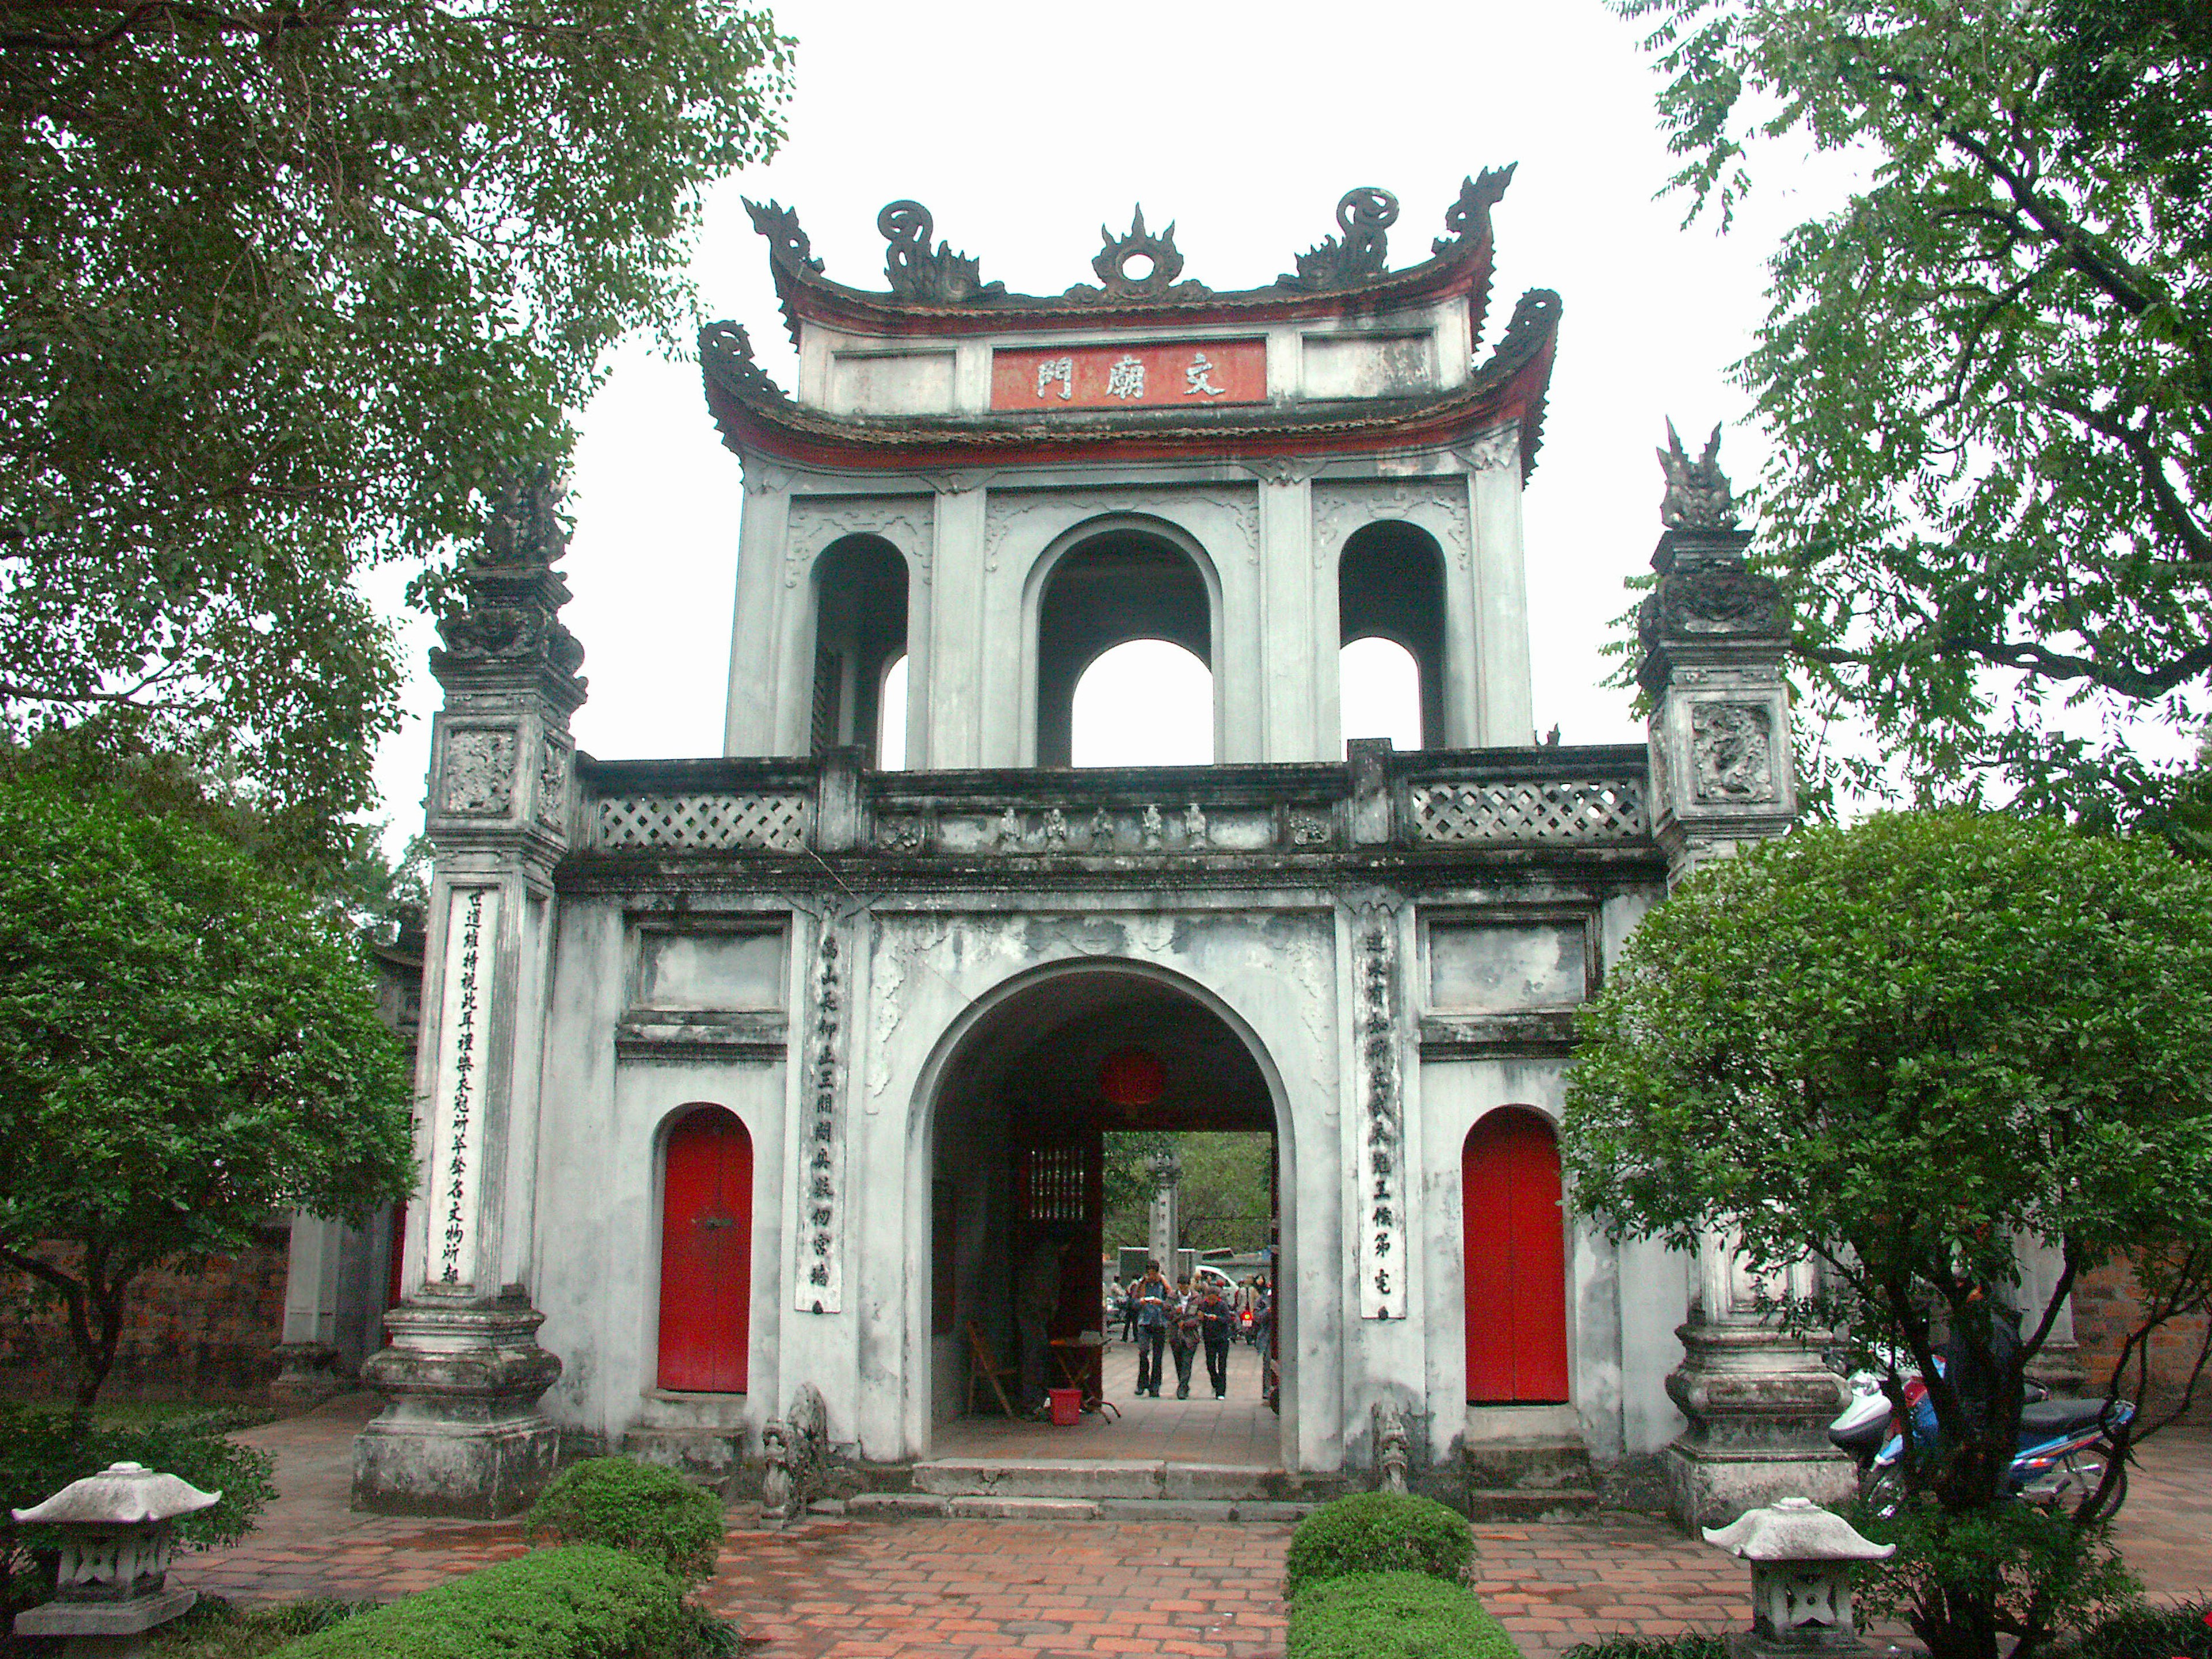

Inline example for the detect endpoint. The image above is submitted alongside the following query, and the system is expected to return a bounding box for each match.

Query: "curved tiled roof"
[698,289,1561,479]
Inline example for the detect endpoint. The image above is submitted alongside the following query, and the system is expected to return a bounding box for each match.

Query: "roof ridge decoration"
[737,169,1519,337]
[743,198,821,275]
[879,200,1005,304]
[1278,188,1400,291]
[1067,206,1209,302]
[1434,166,1517,256]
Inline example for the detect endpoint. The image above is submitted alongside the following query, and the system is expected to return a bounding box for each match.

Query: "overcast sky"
[368,0,1864,826]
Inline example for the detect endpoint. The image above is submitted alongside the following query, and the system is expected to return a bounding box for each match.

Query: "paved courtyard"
[179,1381,2211,1659]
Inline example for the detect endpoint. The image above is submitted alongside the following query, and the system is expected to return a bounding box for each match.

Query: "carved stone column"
[1638,425,1850,1528]
[353,470,585,1517]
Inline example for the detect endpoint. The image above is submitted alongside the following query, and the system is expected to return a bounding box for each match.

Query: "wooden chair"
[965,1320,1018,1418]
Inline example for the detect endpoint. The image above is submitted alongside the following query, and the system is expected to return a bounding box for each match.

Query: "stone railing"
[574,744,1651,859]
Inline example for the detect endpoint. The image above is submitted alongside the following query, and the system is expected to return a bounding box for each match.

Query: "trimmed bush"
[524,1457,724,1585]
[1288,1571,1520,1659]
[2055,1599,2212,1658]
[266,1546,683,1659]
[1283,1491,1478,1600]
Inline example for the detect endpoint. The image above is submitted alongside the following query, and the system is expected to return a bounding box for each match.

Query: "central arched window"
[1033,526,1213,767]
[1071,641,1213,766]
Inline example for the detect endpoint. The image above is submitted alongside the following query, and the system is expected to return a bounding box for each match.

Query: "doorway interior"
[927,967,1284,1465]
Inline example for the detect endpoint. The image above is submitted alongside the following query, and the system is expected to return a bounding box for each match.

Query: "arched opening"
[878,654,908,770]
[926,965,1285,1461]
[1339,522,1446,750]
[658,1105,754,1393]
[1035,528,1213,767]
[810,536,908,762]
[1338,637,1423,755]
[1462,1107,1569,1404]
[1071,640,1213,766]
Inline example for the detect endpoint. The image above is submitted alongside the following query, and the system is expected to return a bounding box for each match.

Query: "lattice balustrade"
[594,793,811,852]
[1410,779,1647,844]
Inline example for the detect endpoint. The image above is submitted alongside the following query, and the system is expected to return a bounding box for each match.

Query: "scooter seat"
[2018,1397,2110,1438]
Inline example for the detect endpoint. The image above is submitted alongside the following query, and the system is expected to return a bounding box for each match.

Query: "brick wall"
[2068,1254,2210,1426]
[0,1224,290,1403]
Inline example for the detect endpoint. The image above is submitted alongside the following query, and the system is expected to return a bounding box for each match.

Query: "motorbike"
[1832,1363,2133,1522]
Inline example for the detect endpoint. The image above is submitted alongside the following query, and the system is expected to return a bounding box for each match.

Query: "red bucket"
[1047,1387,1083,1427]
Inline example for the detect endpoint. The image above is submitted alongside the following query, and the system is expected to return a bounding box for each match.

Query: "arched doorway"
[1463,1107,1569,1404]
[923,964,1288,1460]
[658,1105,754,1393]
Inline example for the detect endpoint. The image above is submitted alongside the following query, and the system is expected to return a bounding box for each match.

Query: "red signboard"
[991,339,1267,412]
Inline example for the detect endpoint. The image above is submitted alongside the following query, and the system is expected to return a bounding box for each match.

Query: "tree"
[0,0,791,842]
[1561,812,2212,1657]
[1610,0,2211,821]
[0,773,416,1431]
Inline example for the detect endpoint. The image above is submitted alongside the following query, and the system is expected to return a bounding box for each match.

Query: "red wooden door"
[1463,1108,1569,1403]
[658,1107,753,1393]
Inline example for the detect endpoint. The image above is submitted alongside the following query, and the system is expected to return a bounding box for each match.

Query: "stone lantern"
[1702,1495,1895,1657]
[11,1460,221,1655]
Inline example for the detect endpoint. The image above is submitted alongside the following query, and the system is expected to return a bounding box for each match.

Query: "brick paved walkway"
[178,1395,2211,1659]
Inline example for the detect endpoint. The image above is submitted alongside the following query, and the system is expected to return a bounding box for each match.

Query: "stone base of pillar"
[2027,1340,2090,1395]
[270,1342,349,1412]
[350,1284,562,1518]
[1664,1319,1854,1532]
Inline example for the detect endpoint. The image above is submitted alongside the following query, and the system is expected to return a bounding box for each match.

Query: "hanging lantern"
[1099,1047,1166,1107]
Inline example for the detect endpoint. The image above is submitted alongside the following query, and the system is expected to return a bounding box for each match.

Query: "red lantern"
[1099,1047,1166,1107]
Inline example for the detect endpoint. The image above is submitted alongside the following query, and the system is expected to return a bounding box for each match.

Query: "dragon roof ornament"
[878,200,1005,303]
[1278,188,1399,291]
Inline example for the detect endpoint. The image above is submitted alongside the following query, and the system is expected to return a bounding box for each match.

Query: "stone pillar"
[272,1213,349,1410]
[352,469,584,1518]
[1146,1150,1183,1271]
[1638,425,1849,1528]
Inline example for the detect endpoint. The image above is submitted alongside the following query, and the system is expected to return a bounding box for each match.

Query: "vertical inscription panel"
[1356,906,1408,1321]
[425,885,500,1287]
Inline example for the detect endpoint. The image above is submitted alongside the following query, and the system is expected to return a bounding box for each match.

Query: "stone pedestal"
[1664,1319,1853,1529]
[269,1342,348,1412]
[352,1285,562,1518]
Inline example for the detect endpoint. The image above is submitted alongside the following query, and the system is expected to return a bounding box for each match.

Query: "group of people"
[1109,1263,1271,1400]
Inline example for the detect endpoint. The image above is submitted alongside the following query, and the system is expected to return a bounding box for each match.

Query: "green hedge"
[1283,1491,1478,1601]
[523,1457,724,1586]
[2055,1599,2212,1658]
[1288,1571,1520,1659]
[266,1546,684,1659]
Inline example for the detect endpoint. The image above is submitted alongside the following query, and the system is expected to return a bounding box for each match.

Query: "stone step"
[844,1491,1315,1524]
[1460,1442,1597,1491]
[947,1495,1103,1520]
[1461,1486,1601,1521]
[911,1458,1298,1502]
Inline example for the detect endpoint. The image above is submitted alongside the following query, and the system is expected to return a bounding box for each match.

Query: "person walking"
[1195,1279,1233,1399]
[1131,1262,1169,1398]
[1118,1278,1139,1343]
[1167,1276,1201,1400]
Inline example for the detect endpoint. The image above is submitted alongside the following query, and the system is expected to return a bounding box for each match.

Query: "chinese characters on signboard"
[991,339,1266,410]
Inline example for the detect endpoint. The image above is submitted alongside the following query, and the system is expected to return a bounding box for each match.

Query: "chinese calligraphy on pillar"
[1356,904,1407,1320]
[798,921,847,1313]
[428,885,498,1287]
